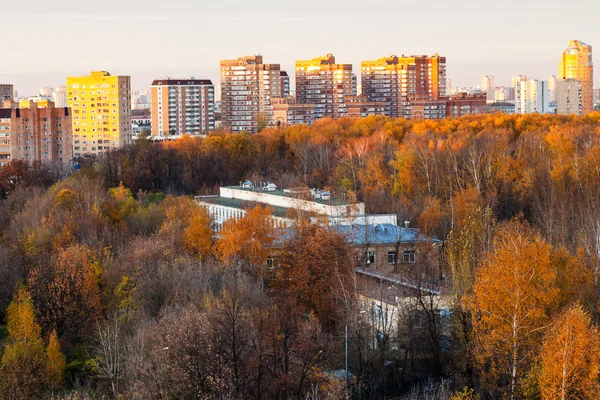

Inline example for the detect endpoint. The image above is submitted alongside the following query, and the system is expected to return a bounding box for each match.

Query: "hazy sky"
[1,0,598,96]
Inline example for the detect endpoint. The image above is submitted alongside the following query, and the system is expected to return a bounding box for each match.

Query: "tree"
[215,205,275,274]
[272,222,354,330]
[470,222,559,399]
[538,304,600,400]
[182,204,213,260]
[0,287,47,400]
[46,329,66,391]
[28,244,103,342]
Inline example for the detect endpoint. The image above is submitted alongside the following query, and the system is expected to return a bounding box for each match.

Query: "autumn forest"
[2,112,600,399]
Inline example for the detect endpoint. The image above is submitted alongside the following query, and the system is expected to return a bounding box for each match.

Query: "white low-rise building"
[195,181,397,231]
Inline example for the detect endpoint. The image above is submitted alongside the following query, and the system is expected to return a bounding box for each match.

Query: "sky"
[0,0,598,96]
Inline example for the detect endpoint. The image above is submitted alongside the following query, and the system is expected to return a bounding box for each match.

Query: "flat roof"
[198,196,290,218]
[223,186,349,206]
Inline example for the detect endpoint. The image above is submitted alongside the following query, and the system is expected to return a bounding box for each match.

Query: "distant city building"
[515,79,549,114]
[556,79,583,115]
[487,102,516,115]
[494,86,515,102]
[548,75,558,104]
[445,92,488,118]
[0,84,13,102]
[0,100,73,166]
[361,54,447,119]
[131,91,151,110]
[481,76,495,103]
[132,115,151,139]
[296,54,353,119]
[344,95,386,118]
[594,87,600,105]
[271,96,315,127]
[220,55,283,133]
[559,40,593,113]
[511,75,528,88]
[150,79,215,136]
[40,87,53,97]
[67,70,132,158]
[280,71,290,98]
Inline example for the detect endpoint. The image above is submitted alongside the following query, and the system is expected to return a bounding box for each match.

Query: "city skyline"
[1,0,598,95]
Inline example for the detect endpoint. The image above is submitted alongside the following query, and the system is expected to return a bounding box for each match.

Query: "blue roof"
[332,224,440,246]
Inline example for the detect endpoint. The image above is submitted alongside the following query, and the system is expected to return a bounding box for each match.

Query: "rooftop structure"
[196,181,399,231]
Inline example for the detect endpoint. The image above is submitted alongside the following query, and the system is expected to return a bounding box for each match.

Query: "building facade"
[515,79,549,114]
[361,54,447,120]
[345,95,386,118]
[548,75,558,104]
[295,54,353,119]
[0,84,13,103]
[271,96,315,127]
[556,79,583,115]
[481,76,495,103]
[280,71,290,98]
[150,79,215,136]
[66,71,131,158]
[445,93,488,118]
[559,40,593,113]
[0,100,72,166]
[220,55,283,133]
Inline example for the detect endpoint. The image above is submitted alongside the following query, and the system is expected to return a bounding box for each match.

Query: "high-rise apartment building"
[0,84,13,102]
[548,75,558,104]
[296,54,353,119]
[556,79,583,115]
[512,75,528,88]
[0,100,72,166]
[220,55,282,133]
[515,79,549,114]
[66,71,131,158]
[150,79,215,136]
[481,76,495,103]
[361,54,447,119]
[559,40,593,113]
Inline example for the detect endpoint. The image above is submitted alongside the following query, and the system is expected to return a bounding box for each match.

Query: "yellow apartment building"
[559,40,593,114]
[66,71,131,157]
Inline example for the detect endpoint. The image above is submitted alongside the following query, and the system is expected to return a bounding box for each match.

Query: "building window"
[388,252,396,264]
[365,251,375,265]
[403,251,415,263]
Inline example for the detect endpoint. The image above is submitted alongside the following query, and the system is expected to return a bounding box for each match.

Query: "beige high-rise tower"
[296,54,353,119]
[220,55,282,133]
[559,40,593,113]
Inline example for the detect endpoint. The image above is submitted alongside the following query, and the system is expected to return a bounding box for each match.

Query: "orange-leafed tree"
[215,206,275,274]
[470,222,559,399]
[272,222,354,330]
[538,303,600,400]
[159,196,213,259]
[28,244,103,342]
[182,205,213,261]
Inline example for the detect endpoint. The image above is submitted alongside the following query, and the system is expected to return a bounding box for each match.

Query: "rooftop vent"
[242,180,253,190]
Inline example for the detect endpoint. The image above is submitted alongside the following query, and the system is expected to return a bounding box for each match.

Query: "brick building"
[0,100,72,166]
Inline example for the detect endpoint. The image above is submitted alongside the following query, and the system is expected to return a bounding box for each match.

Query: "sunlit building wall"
[559,40,593,113]
[67,71,131,158]
[295,54,353,119]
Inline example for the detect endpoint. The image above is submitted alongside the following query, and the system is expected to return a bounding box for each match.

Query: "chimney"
[404,221,410,228]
